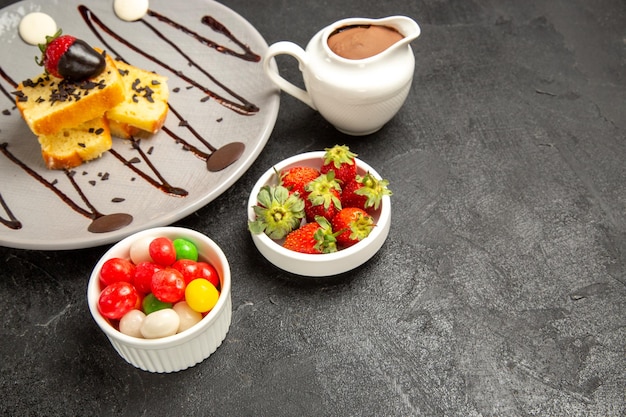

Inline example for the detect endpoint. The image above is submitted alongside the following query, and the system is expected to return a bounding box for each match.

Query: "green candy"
[142,293,172,315]
[173,238,198,261]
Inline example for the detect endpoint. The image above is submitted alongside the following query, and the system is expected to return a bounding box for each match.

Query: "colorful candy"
[185,278,219,313]
[98,281,140,320]
[99,257,136,287]
[129,235,157,264]
[173,238,199,262]
[195,262,220,288]
[151,269,186,303]
[114,0,149,22]
[119,309,146,338]
[149,237,177,266]
[172,259,201,285]
[142,293,172,315]
[173,301,203,332]
[134,261,162,294]
[97,235,221,339]
[140,308,180,339]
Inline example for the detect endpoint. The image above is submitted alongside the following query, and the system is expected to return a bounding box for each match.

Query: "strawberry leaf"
[249,185,305,239]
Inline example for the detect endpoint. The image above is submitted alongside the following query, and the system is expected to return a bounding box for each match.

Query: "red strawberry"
[341,172,392,212]
[283,216,338,254]
[305,188,341,223]
[248,185,305,239]
[36,29,105,81]
[304,172,342,223]
[320,144,358,185]
[331,207,375,248]
[279,166,320,196]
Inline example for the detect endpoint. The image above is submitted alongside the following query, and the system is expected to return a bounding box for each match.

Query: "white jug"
[263,16,420,136]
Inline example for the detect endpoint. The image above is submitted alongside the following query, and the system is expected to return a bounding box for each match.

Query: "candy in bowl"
[87,227,232,373]
[247,148,391,277]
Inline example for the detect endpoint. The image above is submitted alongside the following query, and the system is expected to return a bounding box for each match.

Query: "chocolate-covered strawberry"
[36,29,105,81]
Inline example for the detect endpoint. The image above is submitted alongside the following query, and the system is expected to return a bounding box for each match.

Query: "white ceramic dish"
[87,227,232,373]
[247,151,391,277]
[0,0,279,250]
[264,16,419,135]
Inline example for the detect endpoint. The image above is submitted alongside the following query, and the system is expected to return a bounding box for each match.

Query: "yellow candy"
[185,278,219,313]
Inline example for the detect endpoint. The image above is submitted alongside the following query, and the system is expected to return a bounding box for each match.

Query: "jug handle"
[263,41,317,110]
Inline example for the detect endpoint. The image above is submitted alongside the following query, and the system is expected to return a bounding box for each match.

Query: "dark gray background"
[1,0,624,416]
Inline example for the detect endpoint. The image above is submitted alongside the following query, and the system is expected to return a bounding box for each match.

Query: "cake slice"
[106,59,169,139]
[37,116,112,170]
[14,52,125,136]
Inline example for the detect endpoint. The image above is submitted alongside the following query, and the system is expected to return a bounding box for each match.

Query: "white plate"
[0,0,279,250]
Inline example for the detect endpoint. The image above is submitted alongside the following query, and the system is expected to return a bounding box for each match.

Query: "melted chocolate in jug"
[328,24,404,60]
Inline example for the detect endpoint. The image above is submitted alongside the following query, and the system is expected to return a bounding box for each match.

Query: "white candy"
[114,0,149,22]
[173,301,203,333]
[119,309,146,338]
[129,235,156,264]
[140,308,180,339]
[19,12,57,45]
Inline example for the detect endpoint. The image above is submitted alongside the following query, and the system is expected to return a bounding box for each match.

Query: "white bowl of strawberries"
[247,145,391,277]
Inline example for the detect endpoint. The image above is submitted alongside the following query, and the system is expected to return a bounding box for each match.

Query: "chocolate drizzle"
[78,5,254,170]
[150,12,261,63]
[0,66,17,99]
[108,138,188,197]
[78,5,259,115]
[159,105,246,171]
[0,192,22,230]
[0,4,267,235]
[0,142,133,233]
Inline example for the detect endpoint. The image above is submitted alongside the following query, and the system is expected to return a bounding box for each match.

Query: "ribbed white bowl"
[87,227,232,373]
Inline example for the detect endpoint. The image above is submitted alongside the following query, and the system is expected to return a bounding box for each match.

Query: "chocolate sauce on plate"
[207,142,246,172]
[78,5,254,171]
[0,142,133,233]
[0,4,266,234]
[79,5,259,115]
[108,138,188,197]
[0,192,22,230]
[88,212,133,233]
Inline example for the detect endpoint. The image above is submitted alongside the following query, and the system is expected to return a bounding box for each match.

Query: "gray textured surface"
[1,0,625,416]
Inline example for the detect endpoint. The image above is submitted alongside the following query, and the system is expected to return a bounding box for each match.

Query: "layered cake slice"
[14,52,125,136]
[106,59,169,139]
[38,116,112,169]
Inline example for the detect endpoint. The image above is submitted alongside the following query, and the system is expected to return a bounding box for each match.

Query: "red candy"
[149,237,177,266]
[98,281,140,319]
[172,259,200,285]
[100,257,136,287]
[151,268,186,303]
[196,261,220,288]
[133,261,162,294]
